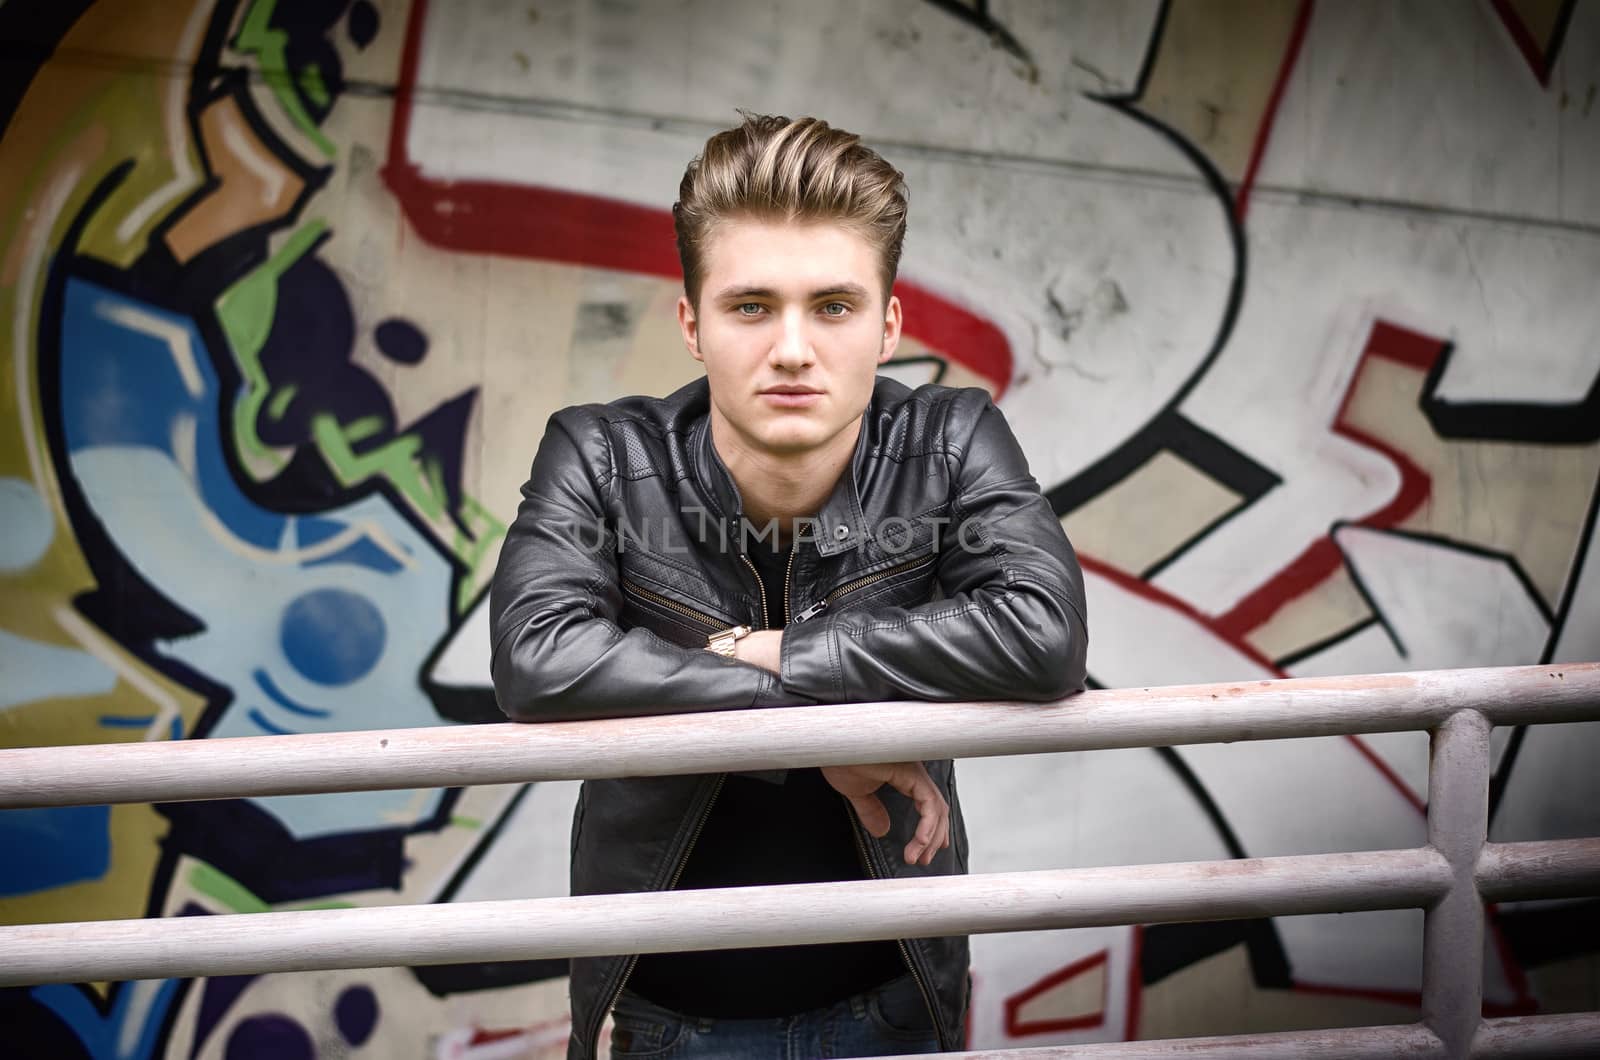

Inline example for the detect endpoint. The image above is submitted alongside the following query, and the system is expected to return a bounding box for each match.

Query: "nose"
[770,308,814,371]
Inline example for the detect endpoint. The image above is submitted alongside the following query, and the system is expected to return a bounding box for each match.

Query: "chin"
[756,430,825,454]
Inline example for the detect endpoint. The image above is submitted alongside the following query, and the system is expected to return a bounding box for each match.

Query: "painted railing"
[3,663,1598,1059]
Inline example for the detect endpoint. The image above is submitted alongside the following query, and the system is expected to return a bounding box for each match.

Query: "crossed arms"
[489,394,1088,861]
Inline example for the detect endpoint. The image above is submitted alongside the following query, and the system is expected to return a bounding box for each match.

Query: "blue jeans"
[608,974,943,1058]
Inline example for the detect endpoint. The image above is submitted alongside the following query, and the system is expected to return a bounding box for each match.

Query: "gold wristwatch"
[706,625,753,658]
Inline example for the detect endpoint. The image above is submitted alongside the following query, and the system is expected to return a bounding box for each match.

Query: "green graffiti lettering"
[235,0,337,157]
[297,63,331,109]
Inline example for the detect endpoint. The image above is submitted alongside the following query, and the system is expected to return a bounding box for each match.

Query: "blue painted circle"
[280,589,386,686]
[335,985,379,1045]
[225,1015,314,1060]
[0,477,53,572]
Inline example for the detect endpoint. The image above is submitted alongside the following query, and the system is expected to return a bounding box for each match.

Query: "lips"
[760,387,823,408]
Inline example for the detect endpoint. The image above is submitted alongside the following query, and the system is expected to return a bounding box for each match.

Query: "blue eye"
[821,302,849,317]
[737,303,764,316]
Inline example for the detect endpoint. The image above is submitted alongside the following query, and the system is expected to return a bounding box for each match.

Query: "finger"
[823,764,885,800]
[928,814,951,865]
[905,793,940,864]
[900,765,947,865]
[851,793,891,838]
[918,811,944,866]
[907,788,947,865]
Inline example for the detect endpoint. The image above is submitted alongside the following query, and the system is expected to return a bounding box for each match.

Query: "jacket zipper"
[737,553,769,629]
[739,524,803,628]
[620,577,726,632]
[841,798,945,1049]
[591,773,728,1057]
[793,551,938,624]
[782,544,797,624]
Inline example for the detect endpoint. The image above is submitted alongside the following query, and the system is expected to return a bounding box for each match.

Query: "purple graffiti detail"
[348,1,379,50]
[271,0,351,126]
[0,988,93,1060]
[160,800,406,903]
[374,317,427,365]
[192,977,260,1060]
[179,903,263,1060]
[334,986,379,1046]
[255,256,391,450]
[224,1015,314,1060]
[252,254,477,531]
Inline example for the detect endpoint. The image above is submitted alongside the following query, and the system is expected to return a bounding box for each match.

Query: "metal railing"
[3,662,1598,1058]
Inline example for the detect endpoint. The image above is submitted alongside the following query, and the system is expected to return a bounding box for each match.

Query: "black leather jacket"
[490,376,1088,1057]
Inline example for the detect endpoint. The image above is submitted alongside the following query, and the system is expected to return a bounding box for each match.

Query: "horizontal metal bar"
[1,663,1595,809]
[924,1023,1444,1058]
[1477,838,1600,902]
[1472,1012,1600,1057]
[0,848,1450,988]
[916,1011,1600,1058]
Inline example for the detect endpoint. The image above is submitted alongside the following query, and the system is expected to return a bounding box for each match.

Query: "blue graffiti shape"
[58,277,455,839]
[29,979,183,1060]
[0,628,118,713]
[0,806,110,896]
[280,588,386,685]
[0,475,54,570]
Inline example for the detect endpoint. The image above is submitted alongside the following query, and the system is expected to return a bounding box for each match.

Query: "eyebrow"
[711,282,872,303]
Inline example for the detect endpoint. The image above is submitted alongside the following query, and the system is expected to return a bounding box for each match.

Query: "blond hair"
[673,113,908,305]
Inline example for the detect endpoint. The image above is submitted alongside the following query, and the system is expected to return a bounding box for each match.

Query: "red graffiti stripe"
[1213,321,1441,641]
[383,0,1013,395]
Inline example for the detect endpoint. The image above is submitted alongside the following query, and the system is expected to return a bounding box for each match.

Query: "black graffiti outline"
[915,0,1035,74]
[410,782,570,996]
[1419,340,1600,445]
[1273,616,1382,672]
[1027,0,1294,1002]
[1039,0,1263,550]
[1490,462,1600,825]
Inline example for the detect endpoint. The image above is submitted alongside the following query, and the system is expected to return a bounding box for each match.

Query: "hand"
[733,630,782,673]
[821,762,950,866]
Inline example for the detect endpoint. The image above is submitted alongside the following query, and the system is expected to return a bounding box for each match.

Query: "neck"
[710,413,862,546]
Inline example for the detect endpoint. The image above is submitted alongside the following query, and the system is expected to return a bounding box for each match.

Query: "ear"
[878,293,903,364]
[678,294,704,362]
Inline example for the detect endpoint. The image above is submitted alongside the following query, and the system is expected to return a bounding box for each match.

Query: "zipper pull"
[793,600,828,623]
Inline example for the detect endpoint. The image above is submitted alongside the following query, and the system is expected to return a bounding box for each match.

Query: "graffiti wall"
[1,0,1595,1054]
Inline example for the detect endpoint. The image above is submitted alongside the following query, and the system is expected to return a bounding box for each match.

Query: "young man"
[490,114,1088,1059]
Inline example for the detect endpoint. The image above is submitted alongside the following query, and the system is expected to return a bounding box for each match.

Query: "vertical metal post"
[1423,709,1492,1057]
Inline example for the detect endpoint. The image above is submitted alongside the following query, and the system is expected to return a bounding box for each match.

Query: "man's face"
[679,219,902,460]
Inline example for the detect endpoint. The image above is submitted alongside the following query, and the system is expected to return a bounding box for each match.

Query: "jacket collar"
[689,379,870,558]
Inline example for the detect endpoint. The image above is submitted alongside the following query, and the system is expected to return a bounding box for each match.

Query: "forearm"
[492,607,797,722]
[490,406,806,723]
[778,394,1089,705]
[778,580,1086,704]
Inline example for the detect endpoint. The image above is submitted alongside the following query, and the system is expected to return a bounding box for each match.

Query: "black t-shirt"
[627,540,904,1017]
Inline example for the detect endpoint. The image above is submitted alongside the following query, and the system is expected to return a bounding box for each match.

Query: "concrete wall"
[1,0,1596,1054]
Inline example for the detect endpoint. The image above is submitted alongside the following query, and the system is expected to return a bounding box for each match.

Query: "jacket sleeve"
[489,407,799,722]
[778,394,1088,704]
